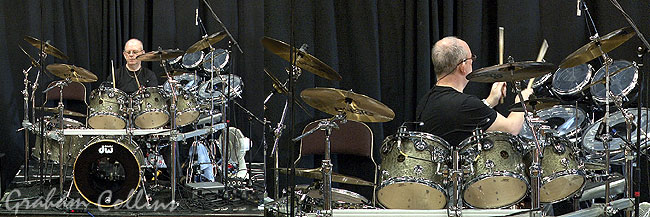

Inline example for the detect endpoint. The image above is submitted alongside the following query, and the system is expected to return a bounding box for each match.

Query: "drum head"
[552,64,592,95]
[520,105,586,140]
[163,73,200,93]
[540,174,585,203]
[377,181,447,209]
[182,51,204,69]
[197,74,243,101]
[74,139,141,207]
[582,108,649,161]
[590,60,638,104]
[202,49,230,73]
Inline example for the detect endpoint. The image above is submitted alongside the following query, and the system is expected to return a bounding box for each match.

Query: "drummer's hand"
[514,88,534,104]
[486,82,507,107]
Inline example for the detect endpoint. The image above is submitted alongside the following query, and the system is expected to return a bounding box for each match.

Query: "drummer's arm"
[486,88,533,135]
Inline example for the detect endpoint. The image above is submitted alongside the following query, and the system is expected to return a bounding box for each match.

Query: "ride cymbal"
[467,61,557,83]
[46,64,98,83]
[262,37,342,81]
[23,35,69,61]
[34,107,86,117]
[186,31,228,53]
[300,87,394,122]
[559,27,635,68]
[277,167,374,186]
[136,49,185,61]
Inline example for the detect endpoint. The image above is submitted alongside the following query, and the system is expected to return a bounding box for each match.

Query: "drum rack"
[58,123,226,140]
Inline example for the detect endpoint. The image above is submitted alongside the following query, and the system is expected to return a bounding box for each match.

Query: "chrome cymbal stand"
[159,50,179,204]
[41,79,71,198]
[19,50,44,183]
[292,113,346,215]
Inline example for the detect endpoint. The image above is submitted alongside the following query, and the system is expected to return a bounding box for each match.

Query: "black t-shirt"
[106,66,158,94]
[415,85,497,147]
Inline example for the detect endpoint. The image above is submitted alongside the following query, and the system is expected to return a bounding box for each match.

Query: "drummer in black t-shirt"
[416,36,533,146]
[108,38,158,94]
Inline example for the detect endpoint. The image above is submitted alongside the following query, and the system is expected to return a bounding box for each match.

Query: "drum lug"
[481,139,493,150]
[485,159,495,173]
[381,169,390,180]
[413,165,424,176]
[414,139,427,151]
[561,158,570,168]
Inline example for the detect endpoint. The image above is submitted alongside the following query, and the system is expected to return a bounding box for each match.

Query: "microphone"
[577,0,582,16]
[195,8,199,26]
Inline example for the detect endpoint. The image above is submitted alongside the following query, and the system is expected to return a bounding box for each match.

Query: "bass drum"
[377,131,449,209]
[74,137,144,207]
[460,131,528,209]
[591,60,638,104]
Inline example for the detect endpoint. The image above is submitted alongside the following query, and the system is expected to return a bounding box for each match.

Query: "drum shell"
[523,137,585,203]
[459,131,528,209]
[170,90,200,127]
[377,131,449,209]
[33,117,88,165]
[132,87,169,129]
[73,136,144,207]
[87,87,128,129]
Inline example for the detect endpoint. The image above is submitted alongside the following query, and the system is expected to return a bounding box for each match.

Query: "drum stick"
[498,27,505,104]
[111,60,116,89]
[528,39,549,89]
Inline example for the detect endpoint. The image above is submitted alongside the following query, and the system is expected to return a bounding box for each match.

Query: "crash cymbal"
[301,87,395,122]
[23,35,69,61]
[136,49,185,61]
[262,37,342,81]
[46,64,98,83]
[34,107,86,117]
[559,27,635,68]
[580,63,636,93]
[277,168,374,186]
[467,61,556,83]
[186,31,228,53]
[508,96,560,112]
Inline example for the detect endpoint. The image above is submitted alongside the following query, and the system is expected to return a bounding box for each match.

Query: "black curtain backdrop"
[1,0,649,200]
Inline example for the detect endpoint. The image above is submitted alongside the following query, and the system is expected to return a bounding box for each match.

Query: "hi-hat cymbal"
[262,37,342,81]
[34,107,86,117]
[467,61,557,83]
[23,35,69,61]
[276,167,374,186]
[559,27,635,68]
[508,96,560,112]
[136,49,185,61]
[186,31,227,53]
[301,87,395,122]
[46,64,98,83]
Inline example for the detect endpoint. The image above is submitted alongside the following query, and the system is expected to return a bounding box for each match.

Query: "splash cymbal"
[300,87,394,122]
[46,64,98,83]
[262,37,342,81]
[559,27,635,68]
[467,61,556,83]
[34,107,86,117]
[23,35,69,61]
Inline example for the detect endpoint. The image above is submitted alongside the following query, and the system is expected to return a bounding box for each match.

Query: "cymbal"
[301,87,395,122]
[508,96,560,112]
[19,44,40,68]
[580,63,636,92]
[264,68,288,94]
[34,107,86,117]
[559,27,635,68]
[261,37,342,81]
[23,35,69,61]
[467,61,557,83]
[277,167,374,186]
[136,49,185,61]
[46,64,98,83]
[186,31,228,53]
[159,69,192,77]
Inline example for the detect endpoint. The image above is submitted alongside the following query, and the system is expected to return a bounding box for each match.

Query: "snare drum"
[552,64,593,99]
[197,74,243,103]
[132,87,169,129]
[582,108,649,164]
[377,131,449,209]
[525,136,585,203]
[88,87,128,129]
[203,48,230,73]
[460,131,528,209]
[73,136,144,207]
[520,105,587,140]
[590,60,638,104]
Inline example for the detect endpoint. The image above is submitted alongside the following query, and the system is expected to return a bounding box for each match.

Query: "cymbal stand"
[292,113,347,215]
[270,66,302,200]
[42,79,71,198]
[159,49,180,204]
[512,79,543,209]
[20,51,44,183]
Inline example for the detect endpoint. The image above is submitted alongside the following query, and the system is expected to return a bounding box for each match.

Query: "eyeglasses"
[123,50,143,55]
[457,54,477,66]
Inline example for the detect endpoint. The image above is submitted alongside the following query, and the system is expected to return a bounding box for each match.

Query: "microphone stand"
[200,0,243,54]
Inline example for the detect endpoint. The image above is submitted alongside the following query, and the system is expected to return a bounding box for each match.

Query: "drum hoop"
[592,61,638,103]
[459,131,523,150]
[552,64,593,95]
[385,131,451,149]
[73,137,142,207]
[532,73,553,88]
